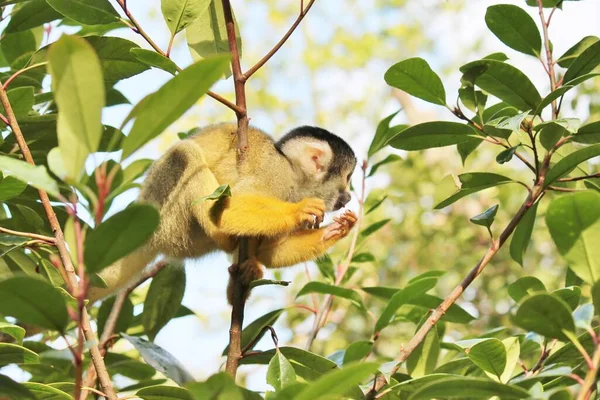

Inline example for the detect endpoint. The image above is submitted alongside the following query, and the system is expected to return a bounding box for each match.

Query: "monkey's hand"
[295,198,325,229]
[227,257,264,305]
[322,210,358,241]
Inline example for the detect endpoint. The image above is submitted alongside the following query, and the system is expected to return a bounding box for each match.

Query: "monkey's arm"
[255,210,357,267]
[208,195,325,237]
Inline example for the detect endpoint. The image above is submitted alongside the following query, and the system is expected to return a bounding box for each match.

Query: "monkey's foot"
[322,210,358,241]
[227,258,264,305]
[296,198,325,229]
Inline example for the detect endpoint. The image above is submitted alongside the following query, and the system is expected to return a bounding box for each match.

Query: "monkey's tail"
[87,247,158,303]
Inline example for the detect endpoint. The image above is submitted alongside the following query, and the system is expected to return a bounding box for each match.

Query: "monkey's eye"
[346,173,352,183]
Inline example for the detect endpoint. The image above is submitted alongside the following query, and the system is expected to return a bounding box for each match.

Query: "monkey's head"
[277,126,357,211]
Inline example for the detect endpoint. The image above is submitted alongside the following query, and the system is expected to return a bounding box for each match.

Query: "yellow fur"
[88,123,356,303]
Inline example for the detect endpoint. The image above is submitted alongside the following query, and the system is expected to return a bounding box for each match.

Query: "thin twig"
[0,82,117,400]
[389,181,546,376]
[2,62,48,90]
[240,325,278,356]
[244,0,317,80]
[537,0,559,118]
[558,172,600,182]
[576,337,600,400]
[113,0,240,114]
[0,226,56,244]
[305,160,367,350]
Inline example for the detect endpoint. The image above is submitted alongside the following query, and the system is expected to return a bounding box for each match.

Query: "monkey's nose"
[335,192,351,209]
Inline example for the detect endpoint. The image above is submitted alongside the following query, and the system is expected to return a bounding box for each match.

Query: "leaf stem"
[2,62,48,90]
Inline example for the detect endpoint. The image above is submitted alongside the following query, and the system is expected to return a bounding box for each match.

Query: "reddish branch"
[0,83,117,399]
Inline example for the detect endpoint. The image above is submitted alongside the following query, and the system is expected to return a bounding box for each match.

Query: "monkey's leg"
[255,210,357,268]
[207,195,326,238]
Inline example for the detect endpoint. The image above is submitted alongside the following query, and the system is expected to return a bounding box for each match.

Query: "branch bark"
[577,336,600,400]
[0,82,117,400]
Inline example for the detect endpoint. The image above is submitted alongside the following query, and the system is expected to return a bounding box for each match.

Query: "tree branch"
[389,181,545,375]
[576,335,600,400]
[221,0,250,378]
[0,82,117,400]
[244,0,317,80]
[0,226,56,244]
[558,172,600,182]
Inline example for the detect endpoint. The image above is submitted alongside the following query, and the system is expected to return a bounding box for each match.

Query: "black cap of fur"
[277,126,357,180]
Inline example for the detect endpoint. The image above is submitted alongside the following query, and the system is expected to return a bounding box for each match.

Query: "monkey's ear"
[284,139,332,179]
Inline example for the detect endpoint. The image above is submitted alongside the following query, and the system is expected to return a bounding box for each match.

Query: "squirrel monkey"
[88,123,357,303]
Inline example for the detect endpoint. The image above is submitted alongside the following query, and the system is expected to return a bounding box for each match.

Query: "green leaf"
[497,146,521,165]
[186,373,243,400]
[485,5,541,57]
[384,57,446,105]
[407,325,440,378]
[0,31,36,70]
[267,349,297,392]
[222,309,285,356]
[470,204,498,228]
[351,252,375,263]
[192,184,231,204]
[0,175,27,201]
[0,87,34,122]
[509,202,538,267]
[360,219,390,239]
[546,191,600,284]
[368,110,406,157]
[545,144,600,186]
[162,0,211,34]
[592,280,600,316]
[296,282,365,310]
[540,123,569,150]
[457,137,484,165]
[21,382,71,400]
[534,86,574,116]
[563,41,600,84]
[137,385,193,400]
[0,276,68,331]
[97,296,134,337]
[343,341,373,364]
[553,286,581,311]
[513,293,575,341]
[5,0,62,33]
[46,0,120,25]
[84,204,160,273]
[462,60,541,111]
[408,376,530,399]
[121,333,195,386]
[501,337,520,383]
[84,36,150,82]
[0,157,60,197]
[293,362,379,400]
[374,277,437,333]
[508,276,546,303]
[434,172,514,209]
[0,374,35,399]
[389,121,477,151]
[143,265,186,341]
[121,56,229,159]
[48,35,104,181]
[557,36,599,68]
[0,322,25,344]
[467,338,506,380]
[186,0,241,77]
[0,343,39,366]
[239,347,337,380]
[574,121,600,144]
[130,48,179,75]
